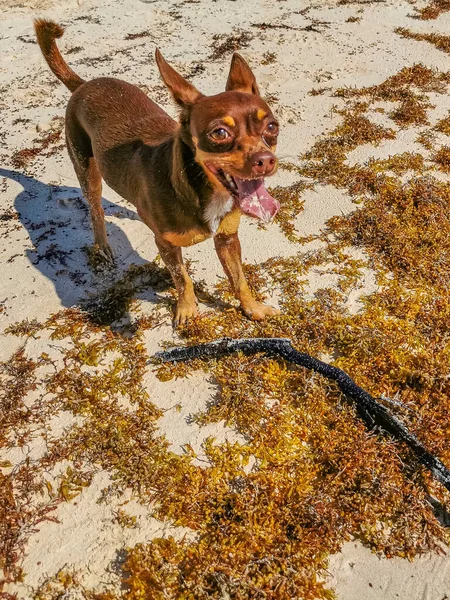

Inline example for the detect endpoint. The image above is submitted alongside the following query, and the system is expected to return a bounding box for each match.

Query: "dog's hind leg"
[66,126,112,261]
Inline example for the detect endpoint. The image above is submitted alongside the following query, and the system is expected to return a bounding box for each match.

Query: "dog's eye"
[265,121,279,136]
[209,127,230,141]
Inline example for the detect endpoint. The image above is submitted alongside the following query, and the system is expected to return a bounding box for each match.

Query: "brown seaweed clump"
[431,145,450,172]
[334,64,450,128]
[396,27,450,55]
[434,112,450,135]
[412,0,450,20]
[11,120,64,171]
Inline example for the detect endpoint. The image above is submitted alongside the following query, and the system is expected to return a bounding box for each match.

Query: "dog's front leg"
[155,236,198,326]
[214,232,279,321]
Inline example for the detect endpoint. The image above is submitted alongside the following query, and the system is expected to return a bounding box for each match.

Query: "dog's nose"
[251,151,276,176]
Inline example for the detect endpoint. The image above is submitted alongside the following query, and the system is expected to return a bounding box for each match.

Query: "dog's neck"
[170,133,233,232]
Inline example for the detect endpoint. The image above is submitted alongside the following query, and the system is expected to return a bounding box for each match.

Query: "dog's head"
[155,50,280,223]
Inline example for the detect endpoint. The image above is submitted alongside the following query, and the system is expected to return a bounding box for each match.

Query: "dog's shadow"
[1,167,161,314]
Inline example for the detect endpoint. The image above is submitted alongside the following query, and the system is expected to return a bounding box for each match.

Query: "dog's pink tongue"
[235,178,280,223]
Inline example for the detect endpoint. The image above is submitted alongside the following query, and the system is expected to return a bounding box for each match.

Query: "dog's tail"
[34,19,85,92]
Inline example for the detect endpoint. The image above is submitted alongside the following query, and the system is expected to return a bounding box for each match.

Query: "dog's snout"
[251,151,276,176]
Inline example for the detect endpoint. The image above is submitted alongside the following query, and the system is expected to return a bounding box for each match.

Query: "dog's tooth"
[224,173,237,189]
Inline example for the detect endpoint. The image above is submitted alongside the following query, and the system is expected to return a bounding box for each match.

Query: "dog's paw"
[85,243,115,270]
[96,243,115,264]
[242,301,280,321]
[173,298,199,327]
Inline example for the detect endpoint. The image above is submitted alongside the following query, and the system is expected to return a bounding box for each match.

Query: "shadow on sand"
[0,167,163,315]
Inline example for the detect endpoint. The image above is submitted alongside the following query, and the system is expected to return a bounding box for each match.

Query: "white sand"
[1,0,450,597]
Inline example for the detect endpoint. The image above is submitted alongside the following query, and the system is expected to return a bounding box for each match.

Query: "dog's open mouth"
[208,166,280,223]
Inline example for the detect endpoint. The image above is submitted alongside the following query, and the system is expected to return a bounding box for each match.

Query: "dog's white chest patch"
[204,196,234,233]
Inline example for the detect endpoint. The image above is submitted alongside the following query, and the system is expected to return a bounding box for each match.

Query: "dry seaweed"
[431,145,450,171]
[411,0,450,20]
[261,51,277,65]
[309,87,332,96]
[434,112,450,135]
[209,31,254,60]
[81,261,172,325]
[270,180,311,242]
[334,64,449,128]
[366,153,425,175]
[396,27,450,55]
[11,127,64,170]
[124,30,153,40]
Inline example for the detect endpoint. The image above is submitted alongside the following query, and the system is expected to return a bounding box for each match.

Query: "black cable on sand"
[155,337,450,493]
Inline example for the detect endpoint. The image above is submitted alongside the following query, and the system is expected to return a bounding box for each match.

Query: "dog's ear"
[226,53,260,95]
[155,49,203,107]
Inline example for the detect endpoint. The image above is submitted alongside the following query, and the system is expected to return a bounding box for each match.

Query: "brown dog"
[34,19,281,325]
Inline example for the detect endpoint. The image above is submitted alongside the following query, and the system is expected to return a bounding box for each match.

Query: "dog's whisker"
[278,154,298,161]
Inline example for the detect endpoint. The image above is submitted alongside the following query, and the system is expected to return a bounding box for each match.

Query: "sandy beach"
[1,0,450,598]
